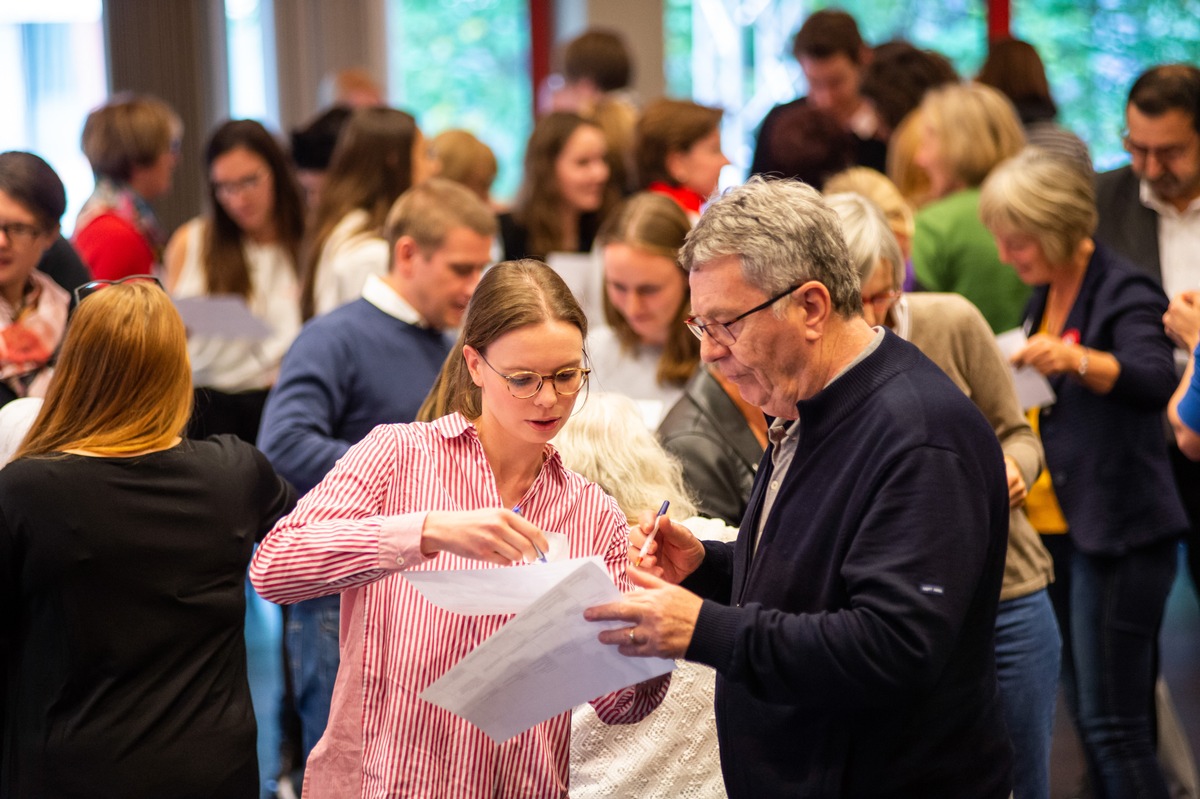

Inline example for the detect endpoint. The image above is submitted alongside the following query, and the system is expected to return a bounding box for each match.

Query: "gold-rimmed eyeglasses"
[478,353,591,399]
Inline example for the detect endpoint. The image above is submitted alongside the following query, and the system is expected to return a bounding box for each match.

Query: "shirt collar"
[1138,178,1200,217]
[361,273,428,328]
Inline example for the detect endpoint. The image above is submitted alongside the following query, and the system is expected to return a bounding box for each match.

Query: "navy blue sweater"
[257,298,454,495]
[683,331,1013,798]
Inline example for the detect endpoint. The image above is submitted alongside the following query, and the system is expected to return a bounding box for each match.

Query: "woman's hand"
[1004,455,1027,508]
[1011,333,1083,377]
[1164,290,1200,354]
[420,509,550,565]
[628,512,705,585]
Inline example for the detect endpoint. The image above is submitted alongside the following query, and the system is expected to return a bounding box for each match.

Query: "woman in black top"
[0,280,295,798]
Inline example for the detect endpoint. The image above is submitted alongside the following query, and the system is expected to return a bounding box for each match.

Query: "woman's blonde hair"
[554,392,696,521]
[15,283,192,459]
[824,167,914,247]
[596,192,698,387]
[81,93,182,183]
[430,129,498,201]
[886,109,933,208]
[918,82,1026,190]
[979,147,1098,266]
[417,260,588,422]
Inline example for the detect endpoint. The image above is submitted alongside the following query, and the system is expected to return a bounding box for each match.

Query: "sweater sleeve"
[1104,273,1180,410]
[685,444,999,708]
[257,324,354,494]
[249,424,432,604]
[72,214,155,281]
[951,299,1044,487]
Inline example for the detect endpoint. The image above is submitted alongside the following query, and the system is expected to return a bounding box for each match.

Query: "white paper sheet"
[995,328,1057,411]
[174,295,272,340]
[419,560,674,743]
[403,548,594,618]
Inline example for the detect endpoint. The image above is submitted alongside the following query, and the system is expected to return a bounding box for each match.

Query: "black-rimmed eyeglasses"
[685,283,801,347]
[478,353,591,399]
[74,274,164,304]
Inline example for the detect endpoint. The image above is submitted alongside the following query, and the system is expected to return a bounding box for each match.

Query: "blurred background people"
[635,98,729,220]
[164,119,305,444]
[0,151,71,407]
[555,392,733,799]
[0,281,294,799]
[499,112,614,261]
[911,81,1028,332]
[751,8,885,177]
[587,192,698,427]
[290,105,353,211]
[824,166,916,289]
[430,129,499,206]
[976,38,1092,176]
[73,93,181,280]
[830,190,1057,799]
[860,39,958,142]
[981,147,1188,799]
[301,106,431,319]
[758,104,856,190]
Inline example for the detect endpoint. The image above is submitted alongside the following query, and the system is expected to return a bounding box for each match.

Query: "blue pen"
[512,504,547,563]
[634,500,671,567]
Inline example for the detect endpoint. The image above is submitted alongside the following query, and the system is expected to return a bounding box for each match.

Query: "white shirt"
[585,325,685,429]
[1140,180,1200,302]
[360,273,426,327]
[313,209,390,317]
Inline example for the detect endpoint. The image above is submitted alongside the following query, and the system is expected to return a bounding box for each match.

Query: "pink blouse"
[250,413,667,798]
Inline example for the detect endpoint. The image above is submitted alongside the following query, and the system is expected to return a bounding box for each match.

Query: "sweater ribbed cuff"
[685,599,742,674]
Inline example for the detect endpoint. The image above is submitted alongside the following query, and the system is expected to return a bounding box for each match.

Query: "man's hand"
[1004,455,1027,508]
[585,567,704,659]
[628,512,705,585]
[420,509,549,565]
[1164,290,1200,354]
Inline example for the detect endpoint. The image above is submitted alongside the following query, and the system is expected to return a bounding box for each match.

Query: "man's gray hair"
[680,176,861,316]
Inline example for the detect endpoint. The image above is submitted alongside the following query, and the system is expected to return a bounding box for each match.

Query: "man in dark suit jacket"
[1095,62,1200,798]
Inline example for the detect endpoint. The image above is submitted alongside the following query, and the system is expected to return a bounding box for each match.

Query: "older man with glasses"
[587,176,1014,798]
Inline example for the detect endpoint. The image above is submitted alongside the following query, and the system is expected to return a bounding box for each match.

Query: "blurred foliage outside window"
[388,0,532,203]
[666,0,1200,177]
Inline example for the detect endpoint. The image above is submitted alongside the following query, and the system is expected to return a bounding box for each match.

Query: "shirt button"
[395,555,406,567]
[770,481,779,491]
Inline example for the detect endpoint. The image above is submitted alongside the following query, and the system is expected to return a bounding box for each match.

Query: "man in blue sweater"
[588,177,1013,797]
[256,177,495,776]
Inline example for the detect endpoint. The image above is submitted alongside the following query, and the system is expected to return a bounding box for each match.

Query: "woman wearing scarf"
[73,93,181,281]
[0,151,70,407]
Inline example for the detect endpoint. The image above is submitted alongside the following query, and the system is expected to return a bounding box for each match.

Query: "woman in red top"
[73,93,181,280]
[635,98,729,222]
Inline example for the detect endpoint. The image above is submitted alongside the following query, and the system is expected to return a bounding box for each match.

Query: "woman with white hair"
[827,190,1056,799]
[554,392,733,799]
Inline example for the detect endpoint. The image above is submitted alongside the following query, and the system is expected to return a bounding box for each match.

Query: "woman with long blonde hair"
[0,280,294,798]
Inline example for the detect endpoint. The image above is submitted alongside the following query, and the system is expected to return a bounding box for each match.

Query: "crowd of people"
[2,10,1200,799]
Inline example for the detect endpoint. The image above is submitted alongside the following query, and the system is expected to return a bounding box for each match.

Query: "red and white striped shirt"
[250,413,667,798]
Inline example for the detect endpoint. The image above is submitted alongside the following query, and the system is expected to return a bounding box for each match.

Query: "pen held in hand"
[633,500,670,567]
[512,504,547,563]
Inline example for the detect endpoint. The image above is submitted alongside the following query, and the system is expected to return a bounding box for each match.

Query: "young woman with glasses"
[0,281,294,798]
[250,259,668,798]
[164,119,305,443]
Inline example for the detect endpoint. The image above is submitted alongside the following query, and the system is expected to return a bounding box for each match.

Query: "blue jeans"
[1045,535,1177,799]
[285,594,341,764]
[995,589,1061,799]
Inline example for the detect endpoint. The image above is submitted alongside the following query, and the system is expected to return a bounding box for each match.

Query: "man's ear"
[392,235,419,279]
[793,280,833,341]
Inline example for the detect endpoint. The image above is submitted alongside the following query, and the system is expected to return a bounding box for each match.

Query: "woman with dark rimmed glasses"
[0,280,295,798]
[0,151,71,409]
[164,119,305,444]
[250,259,667,798]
